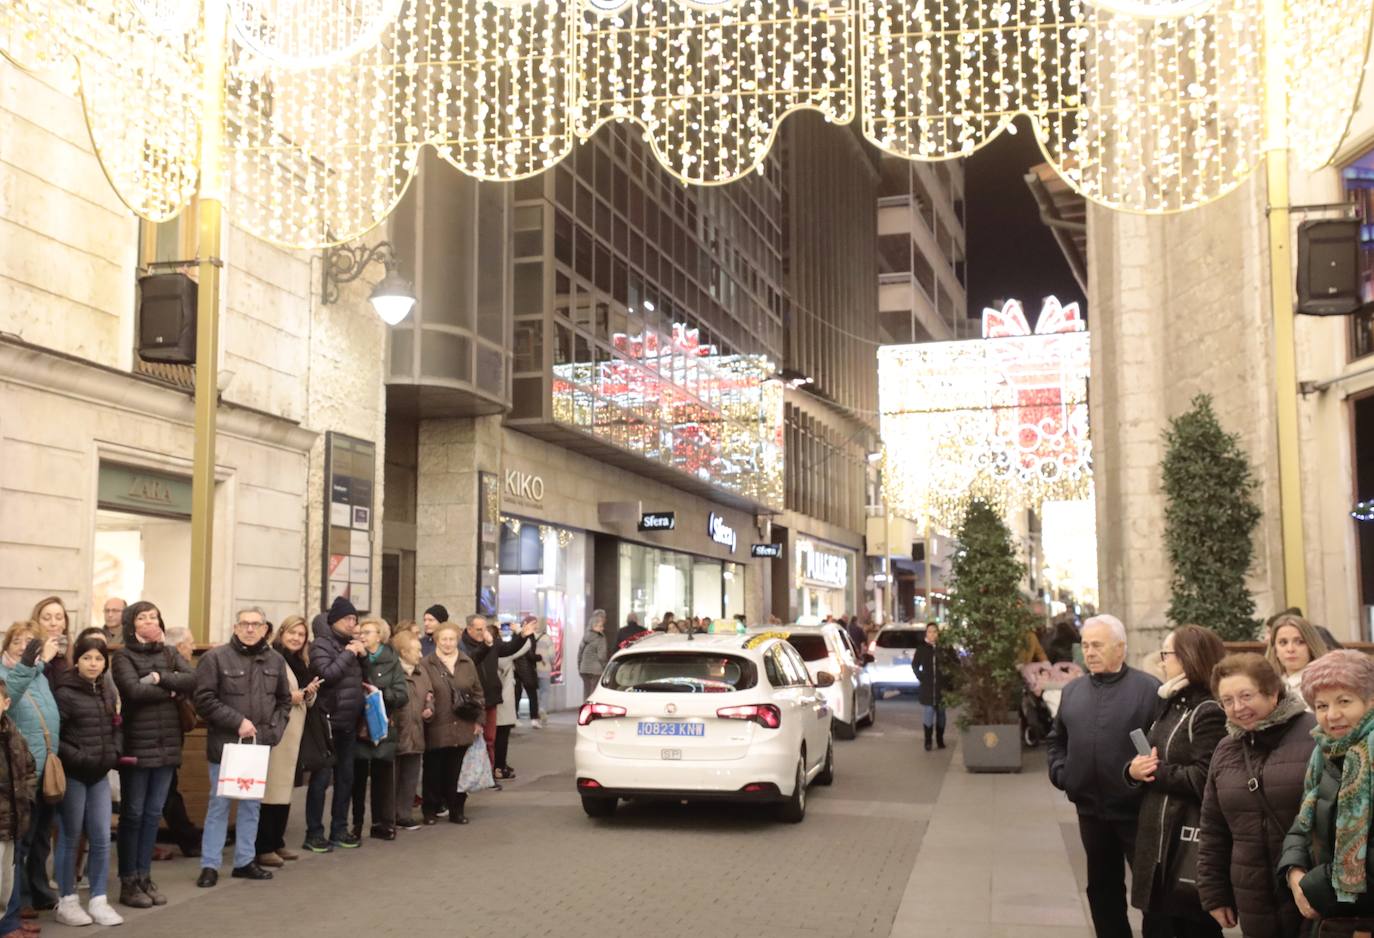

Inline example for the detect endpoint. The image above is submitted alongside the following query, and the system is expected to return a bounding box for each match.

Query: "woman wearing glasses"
[1196,653,1315,938]
[1125,625,1228,937]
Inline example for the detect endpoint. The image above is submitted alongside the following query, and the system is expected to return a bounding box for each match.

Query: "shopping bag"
[363,688,388,745]
[458,736,495,793]
[216,740,270,801]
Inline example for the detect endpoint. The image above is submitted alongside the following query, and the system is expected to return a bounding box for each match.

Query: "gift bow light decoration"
[1,0,1371,248]
[878,297,1092,531]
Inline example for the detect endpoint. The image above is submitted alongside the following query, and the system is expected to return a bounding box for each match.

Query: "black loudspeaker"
[1296,219,1363,316]
[137,273,197,363]
[911,542,925,563]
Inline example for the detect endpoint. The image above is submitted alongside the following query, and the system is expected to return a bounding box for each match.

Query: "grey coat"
[578,629,608,676]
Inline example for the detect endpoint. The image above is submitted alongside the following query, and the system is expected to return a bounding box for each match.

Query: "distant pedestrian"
[112,602,195,907]
[390,631,432,831]
[912,623,955,751]
[1125,625,1227,936]
[533,624,553,721]
[1047,614,1160,938]
[52,636,123,926]
[1197,653,1315,937]
[422,605,448,659]
[461,615,531,774]
[100,598,125,644]
[616,613,647,648]
[420,623,484,825]
[846,615,867,660]
[578,611,608,701]
[351,618,408,841]
[512,615,542,727]
[1264,614,1330,705]
[193,607,290,888]
[255,615,318,868]
[304,596,366,853]
[494,632,532,779]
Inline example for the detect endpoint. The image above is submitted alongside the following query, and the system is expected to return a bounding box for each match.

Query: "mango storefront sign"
[98,463,193,518]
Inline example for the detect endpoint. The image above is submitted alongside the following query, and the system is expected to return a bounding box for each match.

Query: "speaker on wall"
[137,273,197,364]
[1296,219,1363,316]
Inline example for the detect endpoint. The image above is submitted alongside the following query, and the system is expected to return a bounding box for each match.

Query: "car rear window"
[876,630,924,649]
[784,634,830,661]
[604,653,758,693]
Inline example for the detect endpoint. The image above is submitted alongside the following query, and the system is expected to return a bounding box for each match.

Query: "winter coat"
[1197,694,1315,938]
[263,664,310,806]
[912,641,958,708]
[0,656,60,775]
[420,653,484,749]
[193,638,292,765]
[1048,665,1161,821]
[112,639,197,769]
[514,632,540,684]
[0,715,36,842]
[461,631,530,707]
[53,670,121,786]
[1126,681,1227,917]
[615,622,648,648]
[535,633,554,680]
[309,613,365,734]
[1278,740,1374,918]
[357,644,409,762]
[497,641,532,726]
[578,629,608,677]
[397,664,434,757]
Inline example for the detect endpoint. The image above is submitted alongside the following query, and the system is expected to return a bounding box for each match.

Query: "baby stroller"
[1020,660,1084,747]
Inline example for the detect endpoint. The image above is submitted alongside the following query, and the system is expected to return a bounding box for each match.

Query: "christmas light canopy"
[879,297,1092,530]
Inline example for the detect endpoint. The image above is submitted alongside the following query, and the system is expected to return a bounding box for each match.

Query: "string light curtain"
[1,0,1370,246]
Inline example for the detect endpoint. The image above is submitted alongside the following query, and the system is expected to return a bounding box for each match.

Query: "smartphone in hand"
[1129,728,1152,757]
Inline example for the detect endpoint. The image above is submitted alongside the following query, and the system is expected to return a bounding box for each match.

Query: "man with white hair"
[1047,614,1160,938]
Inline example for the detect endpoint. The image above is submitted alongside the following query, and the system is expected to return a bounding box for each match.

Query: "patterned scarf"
[1292,707,1374,902]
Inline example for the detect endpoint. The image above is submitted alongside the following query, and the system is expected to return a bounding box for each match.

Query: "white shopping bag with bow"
[216,738,269,801]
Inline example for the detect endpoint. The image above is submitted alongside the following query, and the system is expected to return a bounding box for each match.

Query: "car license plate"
[661,749,682,760]
[636,721,705,737]
[894,657,911,666]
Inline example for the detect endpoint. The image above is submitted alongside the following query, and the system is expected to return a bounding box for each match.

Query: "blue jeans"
[201,763,261,871]
[305,726,356,841]
[57,777,112,898]
[117,765,175,877]
[923,705,947,732]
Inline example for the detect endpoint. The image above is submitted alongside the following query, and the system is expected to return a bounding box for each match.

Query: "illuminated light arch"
[878,297,1092,530]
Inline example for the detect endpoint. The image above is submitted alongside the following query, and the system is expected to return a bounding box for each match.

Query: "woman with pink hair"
[1278,650,1374,924]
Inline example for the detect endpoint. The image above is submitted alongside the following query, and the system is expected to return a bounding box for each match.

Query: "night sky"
[963,118,1088,326]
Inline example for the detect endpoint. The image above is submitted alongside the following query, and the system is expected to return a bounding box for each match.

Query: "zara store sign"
[707,513,738,553]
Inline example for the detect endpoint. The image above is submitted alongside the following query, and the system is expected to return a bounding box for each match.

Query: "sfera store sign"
[707,513,738,553]
[639,512,676,531]
[798,539,849,588]
[751,543,782,558]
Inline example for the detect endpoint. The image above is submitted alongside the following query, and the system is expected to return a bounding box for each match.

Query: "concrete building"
[1081,43,1374,651]
[0,56,387,639]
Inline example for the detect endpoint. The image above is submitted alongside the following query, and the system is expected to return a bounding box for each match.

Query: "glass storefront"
[497,517,587,707]
[793,537,857,622]
[618,541,745,624]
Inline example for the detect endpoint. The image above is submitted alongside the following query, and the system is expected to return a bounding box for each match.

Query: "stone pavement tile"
[892,920,1095,938]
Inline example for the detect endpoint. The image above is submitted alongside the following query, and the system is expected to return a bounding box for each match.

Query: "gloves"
[19,638,41,667]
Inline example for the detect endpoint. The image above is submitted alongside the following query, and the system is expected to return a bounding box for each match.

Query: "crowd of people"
[1048,610,1373,938]
[0,594,543,935]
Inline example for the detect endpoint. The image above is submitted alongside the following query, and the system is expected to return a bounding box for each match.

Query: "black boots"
[923,726,933,751]
[936,727,946,750]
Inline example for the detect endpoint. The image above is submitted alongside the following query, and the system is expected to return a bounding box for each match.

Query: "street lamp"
[322,240,415,325]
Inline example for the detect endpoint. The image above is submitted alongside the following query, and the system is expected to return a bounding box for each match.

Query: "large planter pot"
[961,724,1023,773]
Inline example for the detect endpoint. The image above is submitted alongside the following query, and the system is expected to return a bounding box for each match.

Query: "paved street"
[46,696,1105,938]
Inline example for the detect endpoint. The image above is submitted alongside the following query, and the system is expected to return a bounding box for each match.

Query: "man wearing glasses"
[192,607,291,887]
[1047,614,1161,938]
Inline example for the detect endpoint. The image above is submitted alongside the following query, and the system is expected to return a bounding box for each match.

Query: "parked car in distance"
[866,624,927,695]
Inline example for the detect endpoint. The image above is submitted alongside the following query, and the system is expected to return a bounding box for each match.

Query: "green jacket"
[357,644,409,762]
[1279,752,1374,918]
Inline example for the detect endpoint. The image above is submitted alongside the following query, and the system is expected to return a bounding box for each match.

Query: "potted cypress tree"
[943,499,1036,773]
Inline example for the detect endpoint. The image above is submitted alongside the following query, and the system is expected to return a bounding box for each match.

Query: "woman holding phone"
[1125,625,1228,937]
[256,616,319,867]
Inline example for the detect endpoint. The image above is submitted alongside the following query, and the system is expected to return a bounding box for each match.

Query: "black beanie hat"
[424,604,449,623]
[327,595,358,625]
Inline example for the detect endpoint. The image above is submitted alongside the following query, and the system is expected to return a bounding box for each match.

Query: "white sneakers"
[56,893,125,927]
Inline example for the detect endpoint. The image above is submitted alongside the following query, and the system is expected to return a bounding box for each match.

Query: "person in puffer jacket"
[111,600,195,910]
[304,596,366,852]
[52,637,123,927]
[0,681,37,917]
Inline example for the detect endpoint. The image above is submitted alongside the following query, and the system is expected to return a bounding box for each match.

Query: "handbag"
[216,738,270,801]
[1161,701,1221,910]
[457,736,494,793]
[441,664,483,723]
[297,705,335,774]
[164,649,197,733]
[29,700,65,804]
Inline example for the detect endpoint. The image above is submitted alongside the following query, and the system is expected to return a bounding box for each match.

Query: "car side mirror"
[815,672,836,687]
[863,653,875,665]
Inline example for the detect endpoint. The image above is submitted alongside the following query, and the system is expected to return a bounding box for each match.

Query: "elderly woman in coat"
[419,622,484,825]
[391,630,433,831]
[255,616,319,868]
[1197,653,1316,937]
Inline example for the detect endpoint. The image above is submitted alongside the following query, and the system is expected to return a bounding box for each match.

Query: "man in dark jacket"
[1047,614,1160,938]
[304,596,366,852]
[193,607,291,888]
[421,604,447,659]
[615,613,648,648]
[461,615,532,772]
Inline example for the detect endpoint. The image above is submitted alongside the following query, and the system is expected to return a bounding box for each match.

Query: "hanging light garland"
[1353,500,1374,523]
[1,0,1371,245]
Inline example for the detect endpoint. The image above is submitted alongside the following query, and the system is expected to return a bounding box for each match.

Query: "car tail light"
[868,639,877,654]
[716,703,782,729]
[577,778,602,789]
[741,782,779,794]
[578,702,627,726]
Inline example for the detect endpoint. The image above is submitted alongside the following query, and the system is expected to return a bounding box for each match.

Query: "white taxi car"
[866,624,926,695]
[757,624,875,739]
[574,632,835,822]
